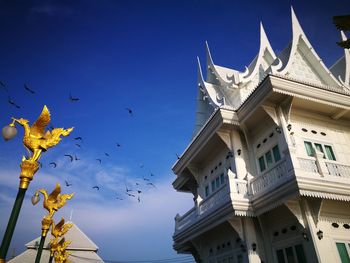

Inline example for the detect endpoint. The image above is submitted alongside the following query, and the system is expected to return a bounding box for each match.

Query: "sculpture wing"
[48,183,61,202]
[31,105,51,137]
[56,218,65,230]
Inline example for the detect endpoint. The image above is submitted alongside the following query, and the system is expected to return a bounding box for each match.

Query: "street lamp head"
[2,123,17,141]
[31,192,40,205]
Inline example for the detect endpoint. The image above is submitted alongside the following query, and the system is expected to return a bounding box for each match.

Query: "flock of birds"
[1,81,159,204]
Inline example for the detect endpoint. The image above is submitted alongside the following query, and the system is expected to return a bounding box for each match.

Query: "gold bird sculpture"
[51,218,73,238]
[38,183,74,218]
[11,105,73,162]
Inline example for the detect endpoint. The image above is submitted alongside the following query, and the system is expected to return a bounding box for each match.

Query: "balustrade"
[325,161,350,178]
[250,159,288,195]
[298,157,318,173]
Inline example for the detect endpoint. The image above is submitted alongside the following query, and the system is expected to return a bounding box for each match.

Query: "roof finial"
[69,209,74,221]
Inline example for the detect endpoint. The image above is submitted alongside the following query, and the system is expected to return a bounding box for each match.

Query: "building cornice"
[172,108,239,175]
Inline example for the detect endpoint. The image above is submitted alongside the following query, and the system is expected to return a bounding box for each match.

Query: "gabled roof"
[278,7,341,89]
[9,222,104,263]
[192,7,350,137]
[26,222,99,251]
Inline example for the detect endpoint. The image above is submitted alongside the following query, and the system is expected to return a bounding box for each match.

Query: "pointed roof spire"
[278,7,341,88]
[240,21,276,81]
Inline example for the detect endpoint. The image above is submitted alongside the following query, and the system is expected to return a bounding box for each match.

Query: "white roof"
[194,7,350,136]
[8,222,104,263]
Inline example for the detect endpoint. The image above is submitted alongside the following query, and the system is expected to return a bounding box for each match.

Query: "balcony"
[174,155,350,235]
[250,158,290,195]
[175,184,232,234]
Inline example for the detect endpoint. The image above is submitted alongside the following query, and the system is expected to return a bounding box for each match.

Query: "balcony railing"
[199,184,230,215]
[175,207,197,232]
[298,157,318,173]
[250,159,289,195]
[325,161,350,178]
[175,184,230,233]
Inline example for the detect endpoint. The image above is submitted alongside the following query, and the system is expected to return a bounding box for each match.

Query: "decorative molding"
[216,130,232,150]
[280,96,294,124]
[307,198,323,227]
[285,200,306,228]
[228,217,244,240]
[261,105,279,126]
[299,190,350,202]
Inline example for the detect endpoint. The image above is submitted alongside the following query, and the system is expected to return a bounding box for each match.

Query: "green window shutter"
[314,143,325,158]
[259,156,266,172]
[336,242,350,263]
[272,145,281,162]
[304,141,314,156]
[265,151,273,168]
[325,145,336,161]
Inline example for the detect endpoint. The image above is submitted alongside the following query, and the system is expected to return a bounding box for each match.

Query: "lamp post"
[0,106,73,263]
[32,184,74,263]
[48,218,73,263]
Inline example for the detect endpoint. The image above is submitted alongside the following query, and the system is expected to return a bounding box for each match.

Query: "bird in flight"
[138,196,141,203]
[8,96,20,109]
[116,196,124,200]
[143,177,150,182]
[64,154,74,162]
[24,84,35,94]
[96,159,102,164]
[126,193,135,197]
[176,153,181,160]
[75,143,81,148]
[150,173,155,177]
[92,186,100,190]
[69,93,79,102]
[125,107,133,116]
[74,137,83,141]
[50,162,57,168]
[104,152,110,157]
[137,190,142,194]
[0,81,8,92]
[125,186,133,192]
[147,182,156,188]
[116,143,122,147]
[74,154,80,161]
[65,180,72,187]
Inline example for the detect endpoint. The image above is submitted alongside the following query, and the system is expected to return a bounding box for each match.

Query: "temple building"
[172,8,350,263]
[8,222,104,263]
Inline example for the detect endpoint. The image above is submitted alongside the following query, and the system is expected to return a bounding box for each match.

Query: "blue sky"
[0,0,348,261]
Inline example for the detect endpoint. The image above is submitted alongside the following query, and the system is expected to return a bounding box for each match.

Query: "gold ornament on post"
[35,183,74,219]
[50,238,72,263]
[10,105,73,189]
[0,105,73,263]
[32,184,74,263]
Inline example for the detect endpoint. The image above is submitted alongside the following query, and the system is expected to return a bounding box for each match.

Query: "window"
[336,242,350,263]
[259,156,266,172]
[258,145,281,173]
[205,186,209,197]
[304,141,336,161]
[220,173,225,184]
[276,244,307,263]
[211,180,216,192]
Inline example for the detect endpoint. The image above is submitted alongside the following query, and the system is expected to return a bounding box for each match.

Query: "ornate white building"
[172,8,350,263]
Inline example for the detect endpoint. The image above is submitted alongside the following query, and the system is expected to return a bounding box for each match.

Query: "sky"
[0,0,348,262]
